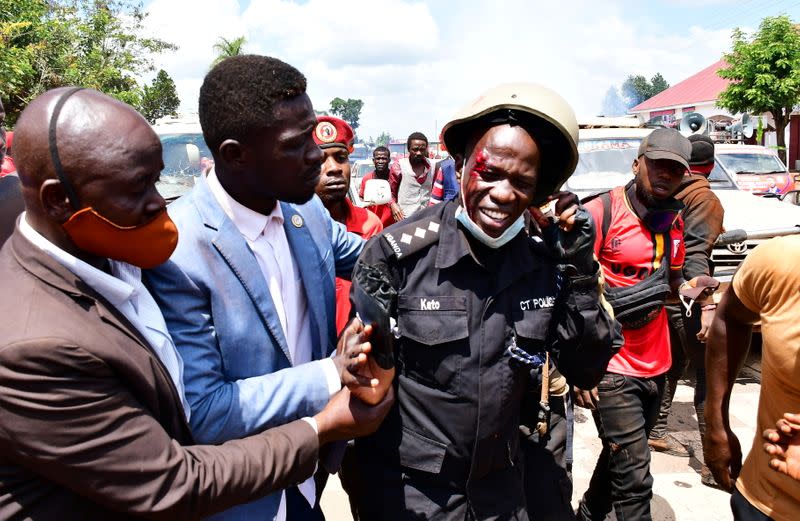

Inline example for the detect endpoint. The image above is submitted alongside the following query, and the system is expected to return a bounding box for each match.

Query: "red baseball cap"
[313,116,354,152]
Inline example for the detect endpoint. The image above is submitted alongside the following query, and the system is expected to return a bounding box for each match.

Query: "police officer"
[343,83,619,520]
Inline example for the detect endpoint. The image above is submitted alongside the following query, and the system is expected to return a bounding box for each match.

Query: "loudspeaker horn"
[679,112,708,136]
[741,114,755,139]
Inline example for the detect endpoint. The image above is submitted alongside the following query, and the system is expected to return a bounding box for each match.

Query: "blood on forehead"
[470,148,491,178]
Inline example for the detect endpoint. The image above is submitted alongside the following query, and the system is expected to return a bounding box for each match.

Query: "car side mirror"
[780,189,800,205]
[363,179,391,206]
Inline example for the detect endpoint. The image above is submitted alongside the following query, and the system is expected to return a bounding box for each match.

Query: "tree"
[717,15,800,162]
[375,132,392,147]
[212,36,246,67]
[0,0,177,125]
[650,73,669,95]
[620,73,670,109]
[329,97,364,130]
[140,69,180,123]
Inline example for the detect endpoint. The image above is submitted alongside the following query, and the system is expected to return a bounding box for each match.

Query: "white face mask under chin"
[455,205,525,249]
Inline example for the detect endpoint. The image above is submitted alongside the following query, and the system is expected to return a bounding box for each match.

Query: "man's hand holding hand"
[333,318,374,388]
[334,318,395,405]
[314,386,395,445]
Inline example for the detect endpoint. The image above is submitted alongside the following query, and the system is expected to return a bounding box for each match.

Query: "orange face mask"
[48,88,178,269]
[62,207,178,269]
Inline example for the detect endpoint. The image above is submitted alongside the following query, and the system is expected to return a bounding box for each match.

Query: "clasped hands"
[332,317,395,406]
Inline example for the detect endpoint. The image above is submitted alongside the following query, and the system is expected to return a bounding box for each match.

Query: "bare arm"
[703,284,760,491]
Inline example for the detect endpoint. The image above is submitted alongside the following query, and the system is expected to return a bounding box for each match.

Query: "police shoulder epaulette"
[381,218,441,259]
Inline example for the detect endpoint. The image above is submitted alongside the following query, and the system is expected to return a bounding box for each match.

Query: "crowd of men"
[0,54,798,521]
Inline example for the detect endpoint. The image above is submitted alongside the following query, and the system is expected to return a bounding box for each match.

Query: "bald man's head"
[13,88,168,264]
[15,88,161,196]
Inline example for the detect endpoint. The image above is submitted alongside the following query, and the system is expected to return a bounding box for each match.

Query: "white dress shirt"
[18,213,191,421]
[207,170,339,517]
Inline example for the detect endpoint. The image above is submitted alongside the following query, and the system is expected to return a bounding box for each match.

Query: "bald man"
[0,87,393,521]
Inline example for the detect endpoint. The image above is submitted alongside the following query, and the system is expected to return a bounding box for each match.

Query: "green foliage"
[621,73,670,108]
[329,97,364,130]
[140,69,180,123]
[717,15,800,160]
[211,36,246,67]
[375,132,392,147]
[650,73,669,95]
[0,0,177,125]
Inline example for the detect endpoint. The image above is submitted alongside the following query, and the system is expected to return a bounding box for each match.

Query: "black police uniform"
[343,199,617,521]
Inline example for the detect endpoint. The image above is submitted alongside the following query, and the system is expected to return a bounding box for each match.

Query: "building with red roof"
[628,59,732,123]
[628,60,800,170]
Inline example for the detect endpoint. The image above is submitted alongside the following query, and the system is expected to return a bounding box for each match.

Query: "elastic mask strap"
[679,294,694,318]
[48,87,85,211]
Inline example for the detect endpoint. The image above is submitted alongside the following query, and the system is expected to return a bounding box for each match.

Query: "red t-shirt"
[335,200,383,334]
[585,186,685,378]
[359,171,396,228]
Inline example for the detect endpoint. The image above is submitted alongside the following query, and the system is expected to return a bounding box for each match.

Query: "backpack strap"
[580,190,613,247]
[599,192,612,246]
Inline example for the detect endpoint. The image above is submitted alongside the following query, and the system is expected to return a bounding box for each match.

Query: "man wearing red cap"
[313,116,382,334]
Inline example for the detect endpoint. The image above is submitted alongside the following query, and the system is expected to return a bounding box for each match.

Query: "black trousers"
[651,304,707,441]
[577,372,666,521]
[731,487,774,521]
[520,394,576,521]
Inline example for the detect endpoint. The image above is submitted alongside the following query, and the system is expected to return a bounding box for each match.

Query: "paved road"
[321,354,764,520]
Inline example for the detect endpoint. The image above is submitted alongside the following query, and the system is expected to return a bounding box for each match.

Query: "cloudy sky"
[141,0,799,142]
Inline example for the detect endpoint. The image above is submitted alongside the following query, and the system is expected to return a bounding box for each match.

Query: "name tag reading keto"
[420,298,441,310]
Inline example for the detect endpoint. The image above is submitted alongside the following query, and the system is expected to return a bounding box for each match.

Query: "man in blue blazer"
[145,56,368,521]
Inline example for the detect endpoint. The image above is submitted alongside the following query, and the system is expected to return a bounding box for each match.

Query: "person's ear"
[40,179,75,223]
[219,139,246,165]
[632,157,640,175]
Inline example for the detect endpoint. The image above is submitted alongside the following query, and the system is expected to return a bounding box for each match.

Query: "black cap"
[688,134,715,165]
[637,128,691,171]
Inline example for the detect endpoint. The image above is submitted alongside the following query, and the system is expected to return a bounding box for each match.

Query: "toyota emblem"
[726,241,748,254]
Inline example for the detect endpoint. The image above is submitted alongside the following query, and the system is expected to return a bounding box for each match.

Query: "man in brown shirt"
[705,236,800,521]
[0,87,393,521]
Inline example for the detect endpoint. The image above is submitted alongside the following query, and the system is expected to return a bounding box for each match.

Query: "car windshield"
[717,153,785,175]
[708,161,736,188]
[157,133,214,199]
[568,139,638,191]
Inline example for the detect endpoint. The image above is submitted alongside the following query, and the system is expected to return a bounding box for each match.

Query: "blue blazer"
[144,174,363,521]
